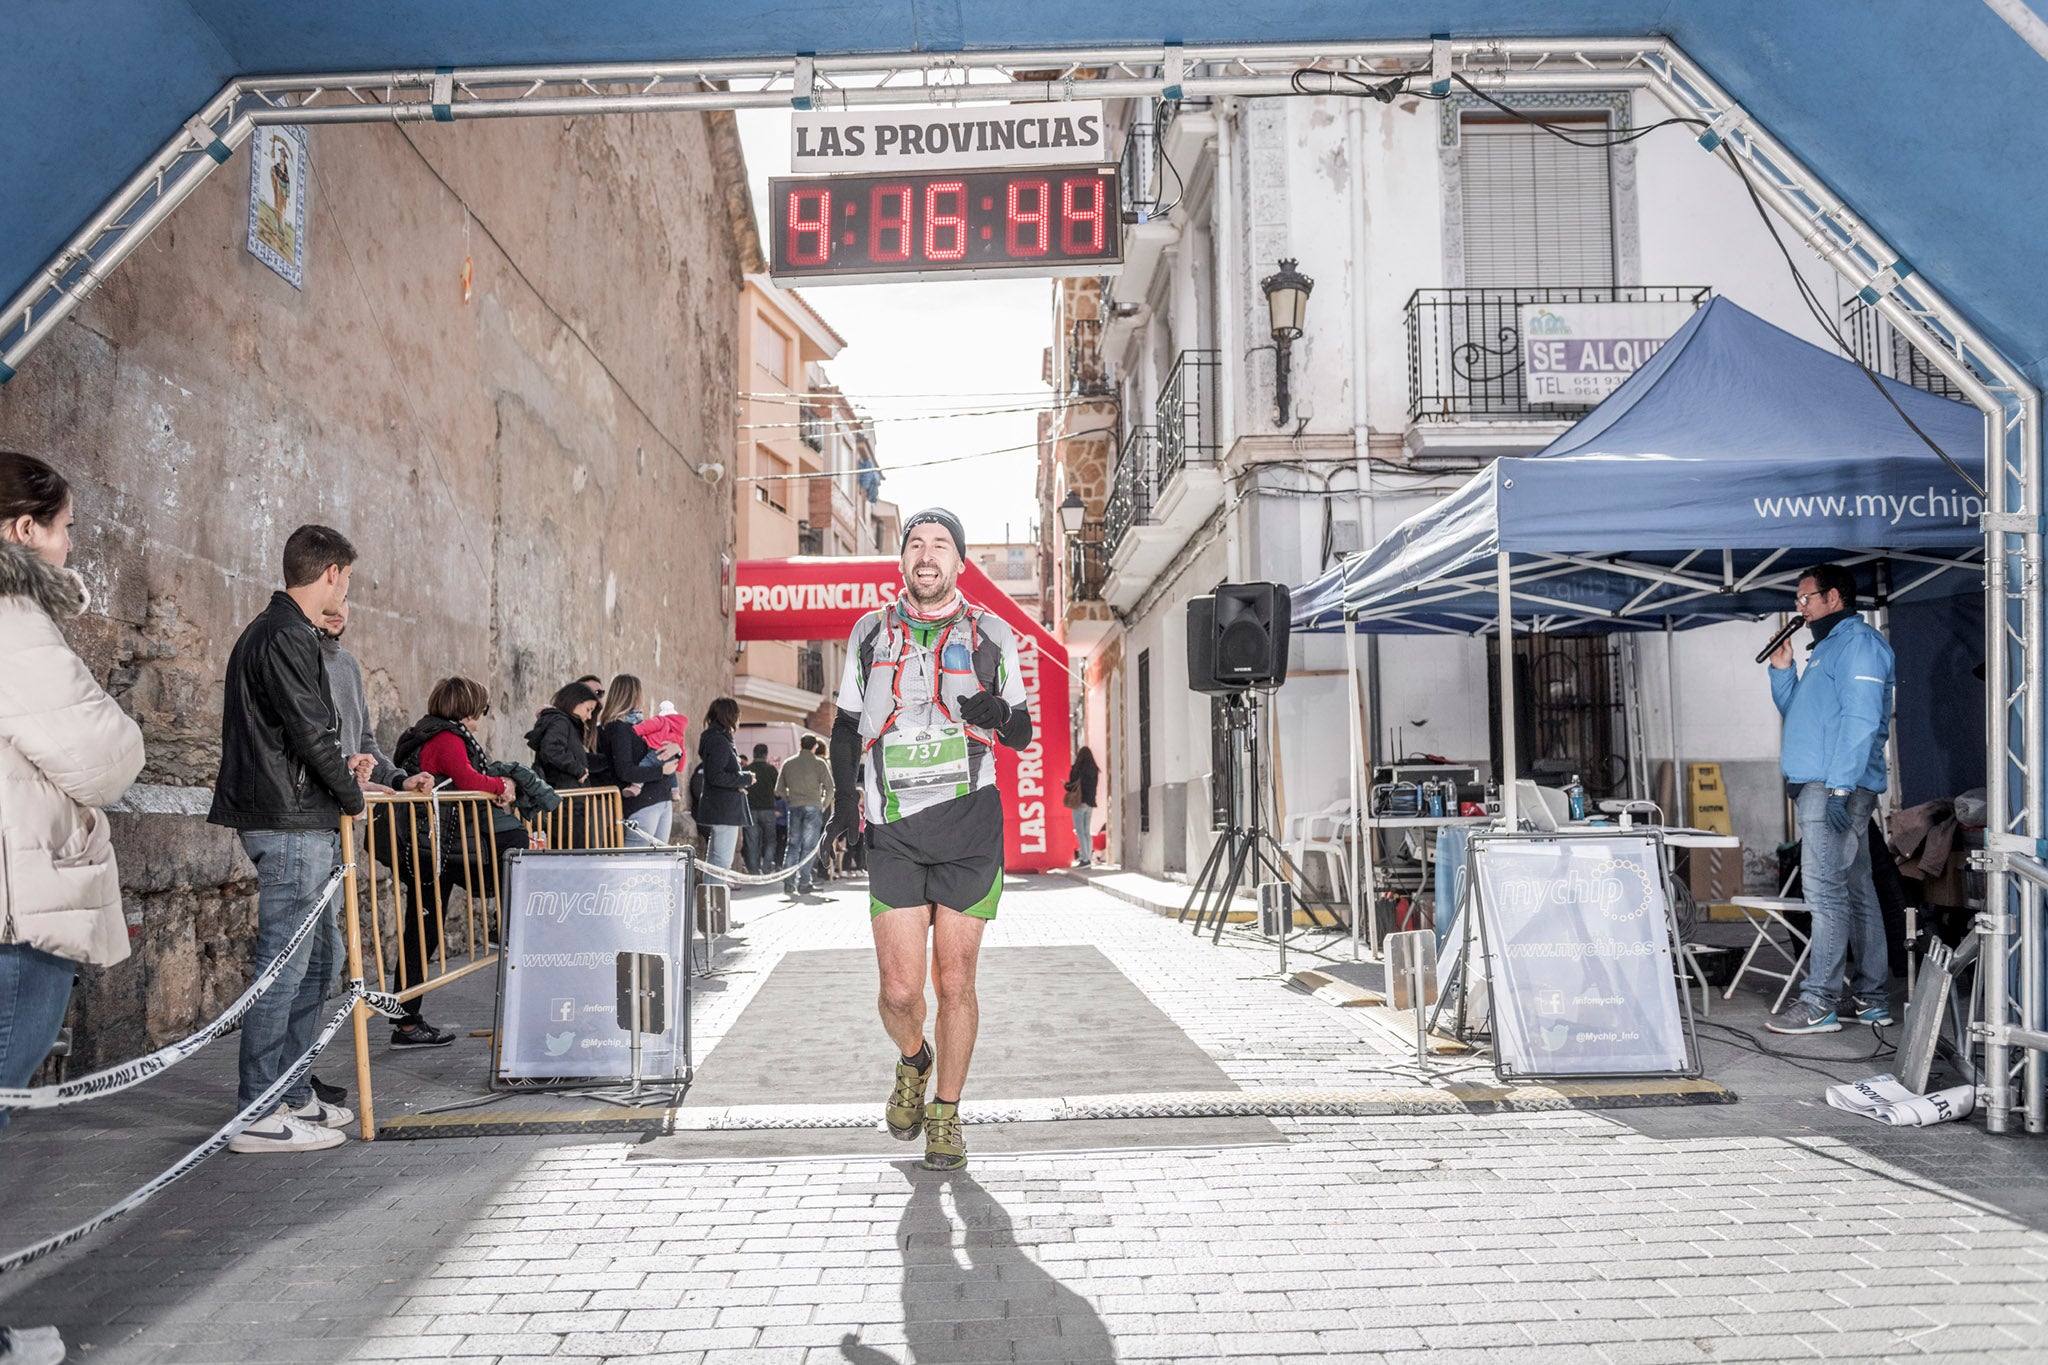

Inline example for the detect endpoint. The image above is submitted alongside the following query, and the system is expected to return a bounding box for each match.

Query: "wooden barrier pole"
[339,812,376,1141]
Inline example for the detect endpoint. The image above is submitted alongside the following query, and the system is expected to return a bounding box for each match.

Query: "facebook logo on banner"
[551,998,575,1023]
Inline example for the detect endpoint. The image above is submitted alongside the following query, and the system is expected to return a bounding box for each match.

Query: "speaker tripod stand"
[1179,690,1343,945]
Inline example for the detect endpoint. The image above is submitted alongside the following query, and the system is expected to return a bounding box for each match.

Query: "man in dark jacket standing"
[209,524,366,1154]
[743,743,779,873]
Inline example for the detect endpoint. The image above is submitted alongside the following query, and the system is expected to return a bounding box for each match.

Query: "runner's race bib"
[882,724,969,797]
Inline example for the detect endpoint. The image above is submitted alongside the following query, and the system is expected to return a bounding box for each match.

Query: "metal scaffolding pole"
[0,30,2039,1123]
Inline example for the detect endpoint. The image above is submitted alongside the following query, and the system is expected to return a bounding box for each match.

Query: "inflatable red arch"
[735,557,1075,873]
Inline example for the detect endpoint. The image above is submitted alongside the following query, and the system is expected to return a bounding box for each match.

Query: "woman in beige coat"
[0,452,142,1364]
[0,450,145,1096]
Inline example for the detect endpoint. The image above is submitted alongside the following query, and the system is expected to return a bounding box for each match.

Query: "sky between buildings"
[734,109,1053,547]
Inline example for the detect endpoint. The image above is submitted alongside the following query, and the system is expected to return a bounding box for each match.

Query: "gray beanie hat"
[900,507,966,557]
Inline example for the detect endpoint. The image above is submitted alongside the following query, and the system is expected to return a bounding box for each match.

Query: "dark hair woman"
[695,696,751,869]
[1064,745,1101,867]
[526,681,601,791]
[596,673,681,846]
[0,454,145,1360]
[389,676,532,1046]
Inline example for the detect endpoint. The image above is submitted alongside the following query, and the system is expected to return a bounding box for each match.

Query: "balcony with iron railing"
[1156,349,1220,490]
[1841,298,1970,403]
[796,644,826,695]
[1406,286,1710,423]
[798,403,825,452]
[1066,316,1112,398]
[797,524,824,556]
[1103,426,1156,561]
[1066,529,1108,604]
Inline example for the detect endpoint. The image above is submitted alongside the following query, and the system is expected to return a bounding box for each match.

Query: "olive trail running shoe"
[921,1101,967,1172]
[886,1053,931,1141]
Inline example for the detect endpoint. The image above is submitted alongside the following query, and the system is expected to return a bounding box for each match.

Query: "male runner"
[831,508,1032,1170]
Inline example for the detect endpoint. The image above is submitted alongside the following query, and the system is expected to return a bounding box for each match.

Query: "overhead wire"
[735,428,1116,482]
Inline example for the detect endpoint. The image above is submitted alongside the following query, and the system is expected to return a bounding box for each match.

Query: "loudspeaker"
[1187,583,1291,690]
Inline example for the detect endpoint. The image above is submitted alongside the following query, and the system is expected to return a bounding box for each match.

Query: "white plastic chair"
[1284,803,1353,907]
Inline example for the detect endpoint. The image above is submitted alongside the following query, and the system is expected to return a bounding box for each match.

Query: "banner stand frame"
[487,846,696,1100]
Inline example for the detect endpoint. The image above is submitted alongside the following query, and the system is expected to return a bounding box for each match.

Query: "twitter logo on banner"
[1540,1022,1570,1052]
[545,1031,575,1056]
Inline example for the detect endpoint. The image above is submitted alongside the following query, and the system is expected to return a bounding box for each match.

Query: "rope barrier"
[619,823,830,887]
[0,980,405,1277]
[0,871,347,1110]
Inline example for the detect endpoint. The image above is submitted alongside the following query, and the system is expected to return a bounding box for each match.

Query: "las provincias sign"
[734,555,1077,873]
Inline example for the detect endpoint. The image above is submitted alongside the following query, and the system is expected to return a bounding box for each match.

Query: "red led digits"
[869,183,912,263]
[1005,178,1051,258]
[785,187,832,266]
[923,181,967,261]
[1061,176,1106,255]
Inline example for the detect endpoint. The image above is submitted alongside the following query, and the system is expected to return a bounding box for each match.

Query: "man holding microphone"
[1765,563,1896,1035]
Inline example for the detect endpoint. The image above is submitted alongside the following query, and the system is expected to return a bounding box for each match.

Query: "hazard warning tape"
[0,870,348,1111]
[0,979,406,1277]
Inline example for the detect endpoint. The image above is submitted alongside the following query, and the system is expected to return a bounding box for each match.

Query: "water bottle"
[1426,780,1445,818]
[1567,775,1586,822]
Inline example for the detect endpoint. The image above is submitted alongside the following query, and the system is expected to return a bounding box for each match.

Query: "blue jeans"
[742,819,774,875]
[1794,782,1887,1013]
[0,943,77,1136]
[705,823,740,870]
[626,803,673,847]
[783,805,825,893]
[236,829,342,1111]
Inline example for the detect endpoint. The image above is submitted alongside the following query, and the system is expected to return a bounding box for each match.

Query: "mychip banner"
[1470,832,1696,1079]
[494,849,693,1085]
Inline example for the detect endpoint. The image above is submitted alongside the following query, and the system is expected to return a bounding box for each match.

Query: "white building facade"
[1041,83,1940,887]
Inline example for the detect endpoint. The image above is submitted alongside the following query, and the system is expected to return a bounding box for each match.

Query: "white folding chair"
[1283,803,1353,908]
[1722,895,1811,1014]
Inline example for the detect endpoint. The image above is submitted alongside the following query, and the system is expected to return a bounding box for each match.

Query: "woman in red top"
[391,678,530,995]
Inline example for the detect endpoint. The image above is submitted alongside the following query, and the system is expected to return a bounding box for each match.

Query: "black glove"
[830,787,860,836]
[1825,791,1853,832]
[959,689,1011,728]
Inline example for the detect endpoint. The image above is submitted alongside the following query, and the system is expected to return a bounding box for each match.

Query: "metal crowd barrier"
[339,785,627,1139]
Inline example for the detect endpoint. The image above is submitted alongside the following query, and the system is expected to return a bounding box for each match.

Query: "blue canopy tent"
[1294,297,1987,637]
[1292,296,1986,935]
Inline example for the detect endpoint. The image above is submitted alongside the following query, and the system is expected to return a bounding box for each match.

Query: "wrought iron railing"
[1103,426,1157,561]
[1156,350,1220,488]
[797,644,827,695]
[1067,531,1107,603]
[1841,298,1970,403]
[1119,117,1163,222]
[1067,316,1111,397]
[1406,286,1710,422]
[797,525,824,556]
[798,402,824,451]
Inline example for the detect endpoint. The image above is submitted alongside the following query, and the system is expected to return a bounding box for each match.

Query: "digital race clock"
[768,166,1124,285]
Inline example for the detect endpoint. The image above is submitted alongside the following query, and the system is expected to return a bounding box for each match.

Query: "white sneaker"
[227,1105,346,1154]
[0,1325,67,1365]
[288,1096,356,1130]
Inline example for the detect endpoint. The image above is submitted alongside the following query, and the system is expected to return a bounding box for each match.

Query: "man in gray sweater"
[320,602,450,1048]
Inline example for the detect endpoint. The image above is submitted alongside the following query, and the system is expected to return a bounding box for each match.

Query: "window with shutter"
[1460,120,1616,288]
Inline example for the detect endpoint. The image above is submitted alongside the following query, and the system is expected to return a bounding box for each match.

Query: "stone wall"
[0,108,754,1065]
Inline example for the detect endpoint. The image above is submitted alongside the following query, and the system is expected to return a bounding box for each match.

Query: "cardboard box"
[1682,844,1744,902]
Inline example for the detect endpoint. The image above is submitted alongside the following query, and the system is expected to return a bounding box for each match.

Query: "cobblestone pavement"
[5,874,2048,1364]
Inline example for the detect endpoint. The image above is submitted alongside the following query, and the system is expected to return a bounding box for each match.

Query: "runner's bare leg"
[872,905,932,1057]
[929,906,986,1100]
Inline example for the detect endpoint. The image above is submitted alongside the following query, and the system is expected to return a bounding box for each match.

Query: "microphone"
[1755,616,1804,665]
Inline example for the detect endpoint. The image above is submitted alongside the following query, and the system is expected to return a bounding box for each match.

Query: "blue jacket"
[1769,614,1895,792]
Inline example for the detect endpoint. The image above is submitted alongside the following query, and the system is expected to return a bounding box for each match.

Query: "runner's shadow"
[840,1164,1117,1364]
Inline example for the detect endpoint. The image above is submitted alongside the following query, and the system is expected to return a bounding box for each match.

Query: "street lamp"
[1260,258,1314,428]
[1058,488,1088,537]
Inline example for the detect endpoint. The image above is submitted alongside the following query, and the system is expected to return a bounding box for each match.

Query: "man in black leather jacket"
[208,524,367,1155]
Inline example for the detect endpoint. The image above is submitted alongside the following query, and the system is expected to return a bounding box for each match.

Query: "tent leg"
[1666,618,1683,826]
[1497,552,1518,828]
[1345,616,1365,960]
